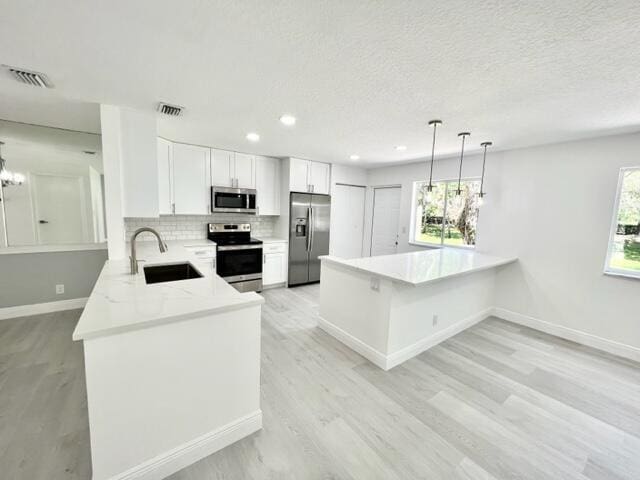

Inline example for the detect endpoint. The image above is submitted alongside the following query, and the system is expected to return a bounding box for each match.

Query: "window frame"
[410,177,481,250]
[604,166,640,280]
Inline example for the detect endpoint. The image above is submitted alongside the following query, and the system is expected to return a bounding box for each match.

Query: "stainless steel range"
[208,223,263,292]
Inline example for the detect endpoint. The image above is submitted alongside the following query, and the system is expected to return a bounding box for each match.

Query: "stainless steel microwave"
[211,186,257,214]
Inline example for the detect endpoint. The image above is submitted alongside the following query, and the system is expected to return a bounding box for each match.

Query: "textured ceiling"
[1,1,640,166]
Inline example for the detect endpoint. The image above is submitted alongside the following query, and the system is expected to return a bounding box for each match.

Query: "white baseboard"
[317,316,390,370]
[319,308,493,371]
[491,307,640,363]
[0,297,88,321]
[386,308,493,370]
[111,410,262,480]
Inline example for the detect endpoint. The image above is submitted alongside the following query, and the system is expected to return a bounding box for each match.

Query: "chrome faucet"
[130,227,168,274]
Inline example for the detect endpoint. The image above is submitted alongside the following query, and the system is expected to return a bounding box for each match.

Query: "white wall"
[365,132,640,352]
[100,105,126,260]
[119,108,159,217]
[100,105,159,259]
[479,133,640,351]
[364,153,487,254]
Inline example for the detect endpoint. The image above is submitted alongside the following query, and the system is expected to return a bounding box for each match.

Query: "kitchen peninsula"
[73,240,264,480]
[319,248,517,370]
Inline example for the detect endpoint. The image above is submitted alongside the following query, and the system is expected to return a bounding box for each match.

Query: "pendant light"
[478,141,492,205]
[455,132,470,195]
[0,142,25,187]
[426,119,442,192]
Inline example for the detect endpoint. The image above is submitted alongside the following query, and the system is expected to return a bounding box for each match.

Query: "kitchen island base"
[82,305,262,480]
[319,250,516,371]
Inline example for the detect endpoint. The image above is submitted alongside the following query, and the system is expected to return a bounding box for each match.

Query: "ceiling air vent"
[157,103,184,117]
[4,66,52,88]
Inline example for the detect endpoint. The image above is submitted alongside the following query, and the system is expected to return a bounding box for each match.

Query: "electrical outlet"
[55,284,64,295]
[370,277,380,292]
[432,314,438,326]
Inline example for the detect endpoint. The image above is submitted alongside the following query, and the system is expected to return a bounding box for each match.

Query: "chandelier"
[0,141,25,187]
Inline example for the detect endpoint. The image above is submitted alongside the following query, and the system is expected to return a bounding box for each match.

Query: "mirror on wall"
[0,119,105,247]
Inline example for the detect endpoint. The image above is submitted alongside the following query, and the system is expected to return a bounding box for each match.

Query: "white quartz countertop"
[72,240,263,341]
[321,248,517,286]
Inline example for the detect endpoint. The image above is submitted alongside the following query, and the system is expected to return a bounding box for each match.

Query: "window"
[606,167,640,278]
[412,179,481,247]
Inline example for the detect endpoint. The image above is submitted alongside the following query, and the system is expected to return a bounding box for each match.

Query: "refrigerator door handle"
[309,206,314,253]
[306,206,312,252]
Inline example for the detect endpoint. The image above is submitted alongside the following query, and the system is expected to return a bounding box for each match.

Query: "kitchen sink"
[143,263,203,284]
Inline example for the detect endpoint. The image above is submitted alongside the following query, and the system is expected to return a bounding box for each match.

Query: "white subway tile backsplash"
[124,214,279,242]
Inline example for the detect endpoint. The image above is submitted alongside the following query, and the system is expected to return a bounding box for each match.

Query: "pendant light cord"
[427,120,442,192]
[428,122,437,189]
[456,133,470,195]
[479,141,492,197]
[480,144,487,195]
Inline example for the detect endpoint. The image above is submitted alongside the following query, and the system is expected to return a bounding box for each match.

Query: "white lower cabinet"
[262,242,287,286]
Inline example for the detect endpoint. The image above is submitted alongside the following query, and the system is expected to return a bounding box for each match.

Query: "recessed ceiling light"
[395,145,407,151]
[279,114,296,126]
[246,132,260,142]
[350,154,360,161]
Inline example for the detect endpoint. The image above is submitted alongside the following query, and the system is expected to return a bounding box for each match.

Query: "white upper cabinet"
[289,158,310,193]
[309,161,331,195]
[289,157,331,194]
[211,149,234,187]
[212,150,255,188]
[255,156,280,216]
[157,138,173,214]
[172,143,211,215]
[234,153,255,189]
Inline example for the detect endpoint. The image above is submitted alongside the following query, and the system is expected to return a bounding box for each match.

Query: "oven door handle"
[217,245,263,251]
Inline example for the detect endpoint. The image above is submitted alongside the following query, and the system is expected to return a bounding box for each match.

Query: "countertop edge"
[73,293,264,341]
[320,255,518,286]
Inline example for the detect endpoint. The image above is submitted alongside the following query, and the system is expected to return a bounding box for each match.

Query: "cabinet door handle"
[263,254,266,264]
[172,203,175,214]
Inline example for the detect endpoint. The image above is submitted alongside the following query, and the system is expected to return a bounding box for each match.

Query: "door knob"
[39,220,49,224]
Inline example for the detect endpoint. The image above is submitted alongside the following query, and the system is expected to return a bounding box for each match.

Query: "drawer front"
[263,242,287,254]
[186,247,217,259]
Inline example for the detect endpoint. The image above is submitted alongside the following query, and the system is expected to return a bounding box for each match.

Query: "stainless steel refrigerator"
[288,192,331,286]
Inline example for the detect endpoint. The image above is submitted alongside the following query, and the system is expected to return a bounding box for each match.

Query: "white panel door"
[211,149,233,187]
[309,161,331,194]
[370,186,401,256]
[172,143,211,214]
[331,184,365,258]
[234,153,255,188]
[33,174,87,244]
[289,158,310,193]
[263,252,286,285]
[157,137,173,214]
[255,156,280,215]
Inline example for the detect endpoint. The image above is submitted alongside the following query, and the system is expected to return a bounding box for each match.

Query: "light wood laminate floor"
[1,284,639,479]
